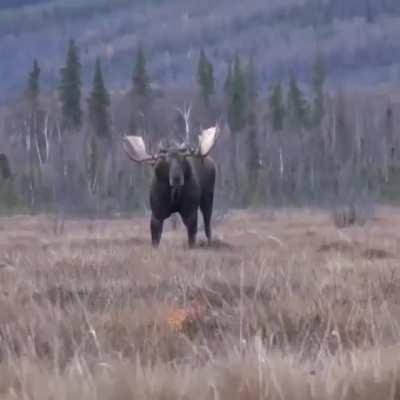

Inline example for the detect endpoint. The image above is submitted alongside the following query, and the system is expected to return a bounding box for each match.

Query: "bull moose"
[122,125,220,248]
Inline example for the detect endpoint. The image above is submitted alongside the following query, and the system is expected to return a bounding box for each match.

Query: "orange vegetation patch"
[167,300,208,332]
[167,308,191,331]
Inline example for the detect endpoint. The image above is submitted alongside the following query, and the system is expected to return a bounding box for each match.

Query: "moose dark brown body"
[150,154,216,247]
[122,125,220,248]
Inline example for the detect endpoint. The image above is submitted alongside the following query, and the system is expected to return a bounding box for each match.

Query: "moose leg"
[181,211,198,249]
[150,215,164,248]
[200,192,214,245]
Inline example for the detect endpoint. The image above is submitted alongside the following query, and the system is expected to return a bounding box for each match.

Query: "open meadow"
[0,207,400,398]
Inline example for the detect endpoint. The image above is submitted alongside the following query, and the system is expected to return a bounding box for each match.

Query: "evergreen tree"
[228,53,247,133]
[0,154,16,211]
[59,39,82,131]
[25,59,41,143]
[86,135,98,193]
[224,62,233,97]
[287,73,309,127]
[197,48,207,94]
[245,55,260,202]
[206,62,214,94]
[365,0,374,23]
[87,58,111,139]
[26,59,40,109]
[133,45,149,98]
[311,50,326,126]
[226,53,247,202]
[197,48,214,106]
[269,81,285,132]
[246,54,258,103]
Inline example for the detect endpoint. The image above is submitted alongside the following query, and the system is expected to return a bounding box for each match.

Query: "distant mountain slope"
[0,0,50,10]
[1,0,400,102]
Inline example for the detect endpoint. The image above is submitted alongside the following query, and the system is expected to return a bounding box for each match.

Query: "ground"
[0,207,399,399]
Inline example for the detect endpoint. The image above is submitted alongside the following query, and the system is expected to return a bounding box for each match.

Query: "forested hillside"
[1,0,400,101]
[1,0,400,216]
[0,0,49,10]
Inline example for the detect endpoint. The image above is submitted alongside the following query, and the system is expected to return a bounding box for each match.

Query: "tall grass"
[0,208,399,398]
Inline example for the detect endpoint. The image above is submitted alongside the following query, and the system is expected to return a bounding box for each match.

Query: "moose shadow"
[194,237,235,252]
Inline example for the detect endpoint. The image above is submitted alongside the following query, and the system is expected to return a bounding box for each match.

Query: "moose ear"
[122,136,156,165]
[198,125,220,157]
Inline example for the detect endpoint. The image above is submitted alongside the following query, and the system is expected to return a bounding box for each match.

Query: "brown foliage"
[0,208,398,398]
[332,204,357,228]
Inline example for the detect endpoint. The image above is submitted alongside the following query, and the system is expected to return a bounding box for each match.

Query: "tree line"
[0,39,398,217]
[3,0,400,102]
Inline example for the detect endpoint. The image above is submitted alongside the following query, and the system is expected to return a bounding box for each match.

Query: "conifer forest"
[1,0,400,214]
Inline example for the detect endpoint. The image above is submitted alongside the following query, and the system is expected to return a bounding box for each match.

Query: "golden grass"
[0,207,400,398]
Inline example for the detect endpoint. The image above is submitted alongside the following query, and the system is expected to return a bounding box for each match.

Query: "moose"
[122,125,220,248]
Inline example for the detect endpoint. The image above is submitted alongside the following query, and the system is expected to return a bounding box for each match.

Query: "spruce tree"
[311,50,326,126]
[366,0,374,23]
[87,58,111,139]
[197,48,207,90]
[205,61,214,100]
[224,63,233,97]
[246,54,258,103]
[133,45,149,98]
[226,53,247,201]
[26,59,40,109]
[59,39,82,131]
[269,81,285,132]
[245,55,260,202]
[197,48,214,106]
[287,73,308,127]
[25,59,41,142]
[228,54,247,133]
[86,135,98,193]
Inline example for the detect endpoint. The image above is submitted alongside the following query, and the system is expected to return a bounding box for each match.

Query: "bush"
[332,202,374,228]
[332,204,357,228]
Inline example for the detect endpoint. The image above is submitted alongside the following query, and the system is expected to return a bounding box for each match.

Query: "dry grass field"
[0,207,400,399]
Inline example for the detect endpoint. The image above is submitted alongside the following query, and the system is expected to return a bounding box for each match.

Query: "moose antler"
[122,136,156,165]
[198,124,220,157]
